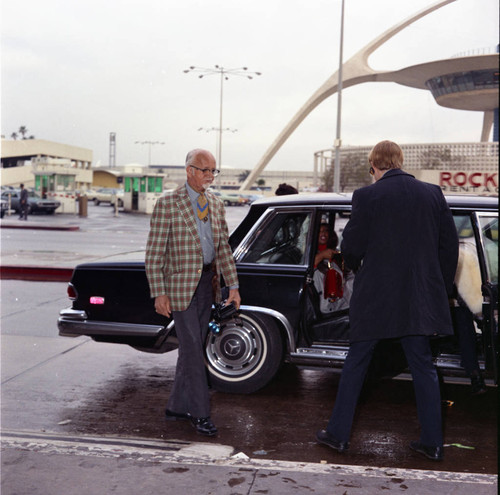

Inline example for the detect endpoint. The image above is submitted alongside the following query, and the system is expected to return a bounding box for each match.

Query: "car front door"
[234,208,313,336]
[472,212,498,382]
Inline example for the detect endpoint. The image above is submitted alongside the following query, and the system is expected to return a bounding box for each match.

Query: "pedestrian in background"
[275,183,298,195]
[146,149,240,436]
[316,140,458,461]
[19,183,28,220]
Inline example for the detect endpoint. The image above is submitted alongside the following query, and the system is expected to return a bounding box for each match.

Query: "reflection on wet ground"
[57,361,497,474]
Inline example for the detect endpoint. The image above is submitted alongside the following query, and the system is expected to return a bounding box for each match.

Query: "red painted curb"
[0,224,80,231]
[0,266,74,282]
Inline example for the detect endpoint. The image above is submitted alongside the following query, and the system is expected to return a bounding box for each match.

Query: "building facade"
[314,142,498,195]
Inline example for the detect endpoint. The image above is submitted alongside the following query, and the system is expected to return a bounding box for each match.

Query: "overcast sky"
[1,0,498,172]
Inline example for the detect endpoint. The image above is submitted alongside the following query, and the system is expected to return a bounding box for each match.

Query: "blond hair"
[368,140,403,170]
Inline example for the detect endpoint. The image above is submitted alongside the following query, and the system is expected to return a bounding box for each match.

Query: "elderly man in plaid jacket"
[146,149,240,436]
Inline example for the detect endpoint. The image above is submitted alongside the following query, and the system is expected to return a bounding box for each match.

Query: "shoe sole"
[195,430,218,436]
[409,444,443,461]
[316,436,348,453]
[165,412,191,422]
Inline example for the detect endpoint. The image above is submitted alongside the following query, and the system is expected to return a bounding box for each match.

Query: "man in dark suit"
[19,183,29,220]
[316,140,458,461]
[146,149,240,436]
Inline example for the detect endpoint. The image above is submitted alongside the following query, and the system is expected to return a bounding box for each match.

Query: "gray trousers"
[167,269,214,418]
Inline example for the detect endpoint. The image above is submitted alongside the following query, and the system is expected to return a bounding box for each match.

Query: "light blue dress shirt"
[186,182,216,264]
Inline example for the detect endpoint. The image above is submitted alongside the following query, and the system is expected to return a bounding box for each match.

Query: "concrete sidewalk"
[1,213,84,231]
[1,431,497,495]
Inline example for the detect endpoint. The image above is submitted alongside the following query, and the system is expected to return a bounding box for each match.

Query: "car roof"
[251,193,498,210]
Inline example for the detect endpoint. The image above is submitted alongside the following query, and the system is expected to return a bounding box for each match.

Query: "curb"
[0,223,80,231]
[0,266,74,282]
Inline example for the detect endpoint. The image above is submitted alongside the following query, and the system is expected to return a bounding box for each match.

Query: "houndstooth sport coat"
[145,184,238,311]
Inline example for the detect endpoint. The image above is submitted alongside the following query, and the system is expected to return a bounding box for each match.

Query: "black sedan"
[58,193,498,394]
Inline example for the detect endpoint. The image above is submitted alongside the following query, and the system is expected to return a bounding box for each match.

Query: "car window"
[2,191,18,198]
[240,211,311,265]
[454,214,475,239]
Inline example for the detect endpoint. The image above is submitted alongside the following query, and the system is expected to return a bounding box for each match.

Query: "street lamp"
[135,141,165,166]
[333,0,345,193]
[198,127,238,164]
[184,65,261,169]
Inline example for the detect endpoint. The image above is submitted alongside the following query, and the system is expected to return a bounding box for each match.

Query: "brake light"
[90,296,105,305]
[67,283,77,300]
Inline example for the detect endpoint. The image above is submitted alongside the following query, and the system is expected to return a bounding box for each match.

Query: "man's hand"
[155,295,172,317]
[225,288,241,310]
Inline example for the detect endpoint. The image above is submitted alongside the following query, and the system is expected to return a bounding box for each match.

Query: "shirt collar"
[186,181,204,202]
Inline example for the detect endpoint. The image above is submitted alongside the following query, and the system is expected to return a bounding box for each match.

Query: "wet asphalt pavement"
[1,205,498,493]
[39,352,499,473]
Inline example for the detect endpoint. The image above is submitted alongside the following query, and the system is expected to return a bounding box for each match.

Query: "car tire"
[205,312,283,394]
[94,199,100,206]
[223,200,230,207]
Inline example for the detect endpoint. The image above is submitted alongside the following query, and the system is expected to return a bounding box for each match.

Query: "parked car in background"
[58,194,498,394]
[240,193,264,204]
[1,189,61,215]
[211,190,246,206]
[93,188,124,207]
[75,188,97,201]
[0,197,8,218]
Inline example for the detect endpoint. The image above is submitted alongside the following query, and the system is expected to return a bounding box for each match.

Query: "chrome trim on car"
[59,308,86,319]
[240,304,296,351]
[290,345,349,362]
[58,308,165,338]
[434,354,471,370]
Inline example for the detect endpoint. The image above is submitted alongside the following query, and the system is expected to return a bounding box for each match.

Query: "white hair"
[185,149,214,168]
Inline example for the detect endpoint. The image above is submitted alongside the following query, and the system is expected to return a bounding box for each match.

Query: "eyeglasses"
[190,165,220,176]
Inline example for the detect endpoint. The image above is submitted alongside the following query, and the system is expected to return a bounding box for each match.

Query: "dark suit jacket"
[341,169,458,342]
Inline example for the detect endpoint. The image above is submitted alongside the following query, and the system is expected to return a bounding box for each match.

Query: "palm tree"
[10,132,18,140]
[238,170,250,183]
[18,126,28,139]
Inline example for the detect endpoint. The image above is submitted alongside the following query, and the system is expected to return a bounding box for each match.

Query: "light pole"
[333,0,345,193]
[184,65,261,169]
[198,127,238,166]
[135,141,165,166]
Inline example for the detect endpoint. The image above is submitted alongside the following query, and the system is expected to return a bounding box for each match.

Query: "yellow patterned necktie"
[197,192,208,222]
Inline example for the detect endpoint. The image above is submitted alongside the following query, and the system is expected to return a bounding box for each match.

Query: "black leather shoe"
[410,441,444,461]
[316,429,349,453]
[165,409,191,421]
[190,417,218,436]
[471,374,487,395]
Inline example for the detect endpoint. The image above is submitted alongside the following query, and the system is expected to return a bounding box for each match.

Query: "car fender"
[239,304,296,352]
